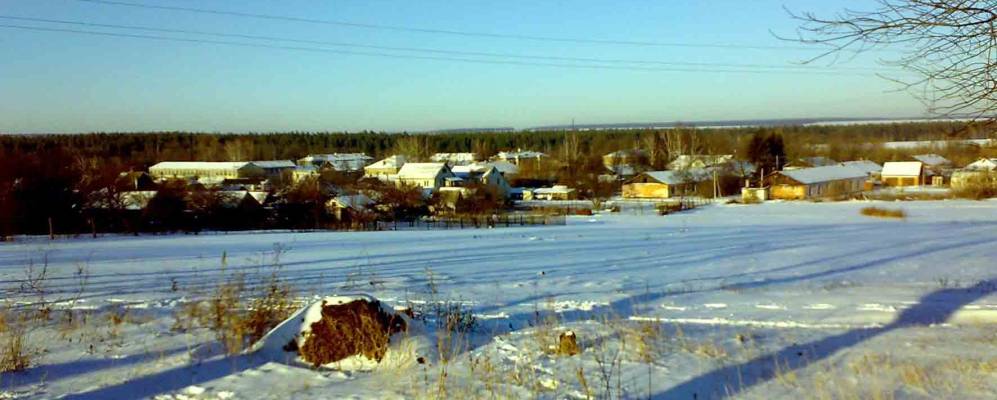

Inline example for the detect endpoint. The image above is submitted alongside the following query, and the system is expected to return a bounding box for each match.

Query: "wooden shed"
[767,165,867,200]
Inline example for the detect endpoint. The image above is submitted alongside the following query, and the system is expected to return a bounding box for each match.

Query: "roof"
[150,161,255,171]
[533,185,575,194]
[430,153,478,163]
[798,156,837,167]
[640,169,712,185]
[839,160,882,175]
[778,165,868,184]
[912,154,951,166]
[965,158,997,171]
[496,150,546,160]
[397,163,449,179]
[881,161,923,177]
[364,155,407,170]
[251,160,295,169]
[667,154,734,170]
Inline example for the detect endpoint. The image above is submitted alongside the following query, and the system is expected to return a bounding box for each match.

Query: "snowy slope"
[1,200,996,399]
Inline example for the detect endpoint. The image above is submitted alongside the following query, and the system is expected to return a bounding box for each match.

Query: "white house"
[396,163,455,190]
[451,164,512,198]
[495,150,546,165]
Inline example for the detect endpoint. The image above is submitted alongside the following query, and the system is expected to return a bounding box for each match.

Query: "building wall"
[771,184,806,200]
[622,183,671,199]
[882,175,920,187]
[364,166,399,177]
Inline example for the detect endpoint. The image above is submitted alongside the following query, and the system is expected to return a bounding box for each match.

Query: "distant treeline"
[0,121,988,169]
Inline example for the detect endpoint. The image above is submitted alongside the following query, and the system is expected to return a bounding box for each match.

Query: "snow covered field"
[2,200,996,399]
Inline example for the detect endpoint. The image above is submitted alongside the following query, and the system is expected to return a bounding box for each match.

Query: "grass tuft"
[860,206,907,219]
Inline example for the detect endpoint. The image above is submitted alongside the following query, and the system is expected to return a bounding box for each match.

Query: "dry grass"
[860,206,907,219]
[0,311,33,373]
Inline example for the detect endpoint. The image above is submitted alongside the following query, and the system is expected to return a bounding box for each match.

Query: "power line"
[75,0,835,52]
[0,23,890,76]
[0,15,893,72]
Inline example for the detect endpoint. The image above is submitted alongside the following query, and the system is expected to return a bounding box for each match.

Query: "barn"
[767,165,867,200]
[623,170,710,199]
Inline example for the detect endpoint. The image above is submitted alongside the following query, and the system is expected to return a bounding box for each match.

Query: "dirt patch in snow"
[296,299,407,368]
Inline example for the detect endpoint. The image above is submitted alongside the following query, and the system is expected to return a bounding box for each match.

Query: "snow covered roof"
[606,164,637,176]
[430,153,478,164]
[778,165,868,184]
[533,185,575,194]
[397,163,449,179]
[964,158,997,171]
[150,161,255,171]
[251,160,295,169]
[881,161,923,177]
[496,150,546,160]
[640,169,712,185]
[839,160,882,175]
[364,155,407,170]
[299,153,373,171]
[912,154,951,166]
[667,154,733,170]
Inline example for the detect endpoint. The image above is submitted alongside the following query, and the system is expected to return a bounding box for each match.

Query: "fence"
[368,214,567,231]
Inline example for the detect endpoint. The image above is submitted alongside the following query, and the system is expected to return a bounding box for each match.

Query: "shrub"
[860,206,906,219]
[298,299,406,368]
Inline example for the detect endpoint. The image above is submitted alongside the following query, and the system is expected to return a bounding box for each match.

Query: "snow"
[839,160,882,175]
[2,200,996,399]
[778,164,867,184]
[882,161,923,176]
[912,153,952,166]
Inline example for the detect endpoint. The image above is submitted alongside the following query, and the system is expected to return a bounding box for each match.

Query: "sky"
[0,0,927,133]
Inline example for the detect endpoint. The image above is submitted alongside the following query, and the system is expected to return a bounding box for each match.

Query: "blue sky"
[0,0,923,133]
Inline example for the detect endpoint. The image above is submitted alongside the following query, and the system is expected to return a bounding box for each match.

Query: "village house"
[396,162,455,190]
[450,164,512,198]
[622,169,710,199]
[881,161,925,187]
[251,160,296,181]
[523,185,577,201]
[667,154,734,170]
[495,149,546,165]
[964,157,997,171]
[297,153,373,172]
[148,161,266,181]
[363,155,407,178]
[951,158,997,189]
[767,165,867,200]
[430,152,479,166]
[602,149,646,179]
[325,194,374,222]
[912,154,952,185]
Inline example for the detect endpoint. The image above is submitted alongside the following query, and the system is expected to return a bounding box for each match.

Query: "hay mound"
[557,330,580,356]
[299,298,406,367]
[250,294,419,371]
